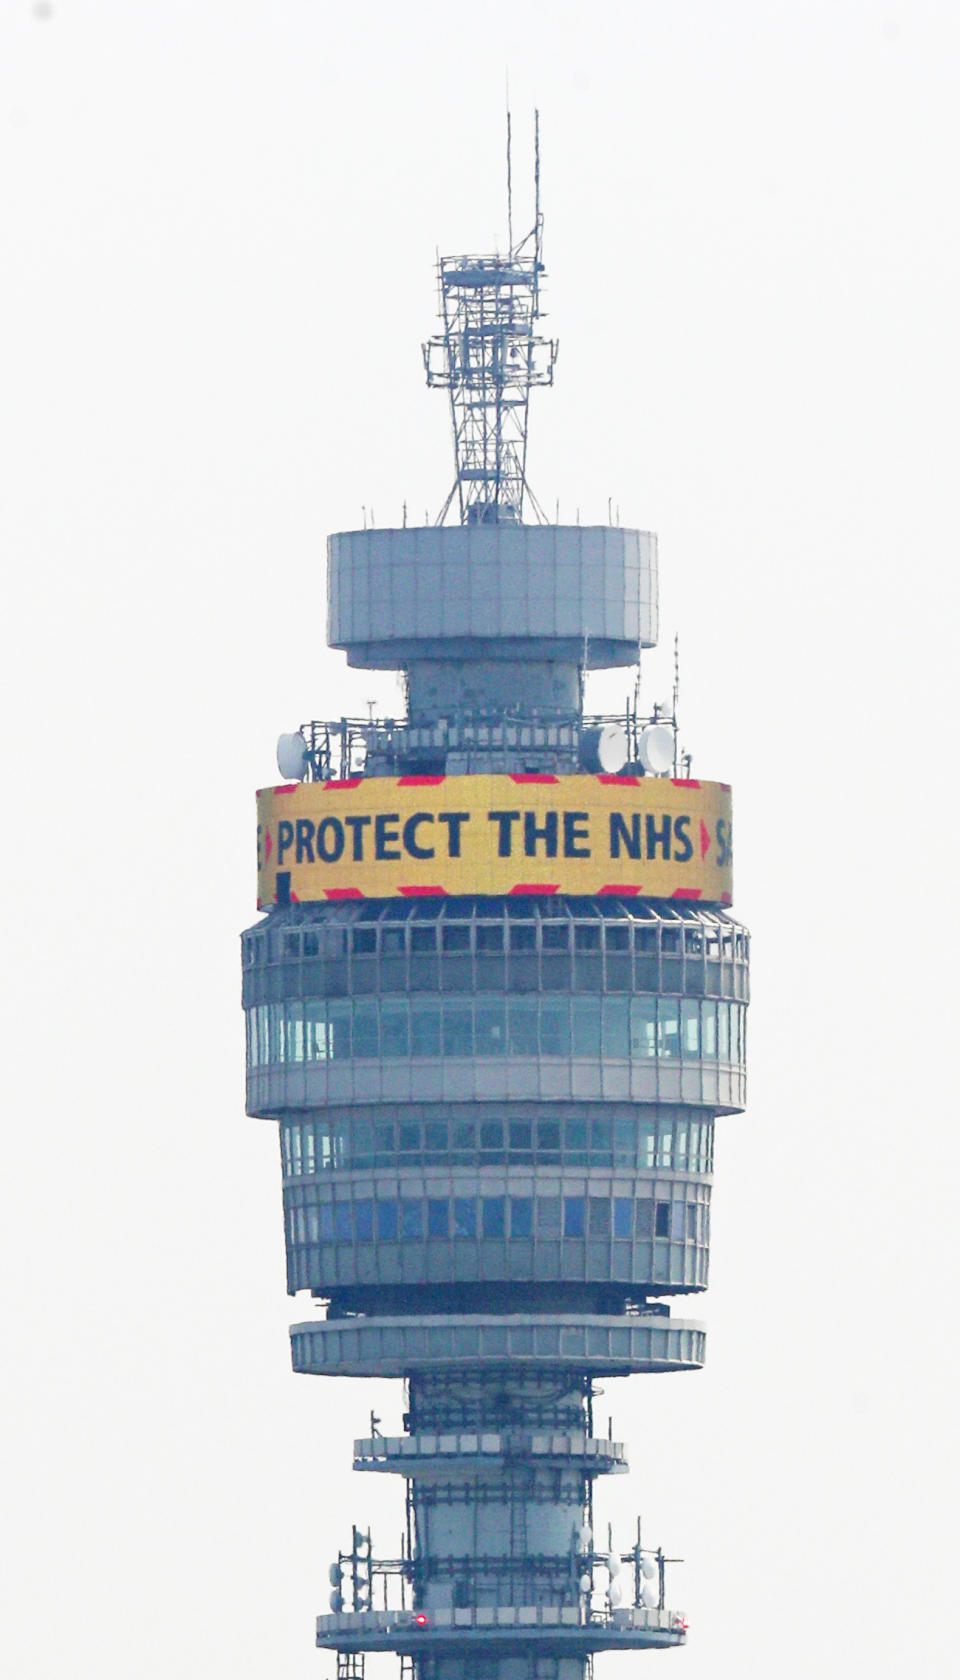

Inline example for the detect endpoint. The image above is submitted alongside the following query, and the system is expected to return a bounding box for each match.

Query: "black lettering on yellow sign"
[275,809,474,867]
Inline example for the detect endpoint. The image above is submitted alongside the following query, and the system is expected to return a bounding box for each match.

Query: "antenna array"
[423,112,557,525]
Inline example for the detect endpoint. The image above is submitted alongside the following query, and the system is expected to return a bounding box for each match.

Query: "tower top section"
[423,111,557,527]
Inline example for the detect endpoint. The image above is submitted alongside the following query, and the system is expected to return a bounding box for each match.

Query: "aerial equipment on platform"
[423,110,557,526]
[641,1582,659,1609]
[579,1572,593,1594]
[637,722,675,775]
[608,1581,623,1608]
[277,731,309,780]
[580,722,629,774]
[328,1590,343,1612]
[639,1553,658,1580]
[606,1552,622,1578]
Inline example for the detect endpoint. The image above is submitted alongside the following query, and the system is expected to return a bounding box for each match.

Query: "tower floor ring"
[290,1312,705,1377]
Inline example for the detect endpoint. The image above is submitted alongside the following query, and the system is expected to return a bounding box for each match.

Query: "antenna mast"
[423,111,557,525]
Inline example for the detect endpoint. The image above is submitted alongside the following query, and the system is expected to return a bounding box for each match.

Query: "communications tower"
[243,120,749,1680]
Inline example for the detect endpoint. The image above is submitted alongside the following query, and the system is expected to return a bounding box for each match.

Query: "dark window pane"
[334,1204,352,1239]
[410,927,436,952]
[355,1200,374,1240]
[635,1200,654,1238]
[480,1120,504,1151]
[537,1119,561,1154]
[319,1204,335,1240]
[588,1197,611,1238]
[374,1121,395,1157]
[376,1200,398,1240]
[563,1196,585,1237]
[442,924,470,952]
[476,923,504,952]
[401,1200,423,1239]
[427,1199,449,1238]
[508,1120,533,1154]
[451,1119,475,1153]
[353,928,376,954]
[542,923,569,951]
[424,1120,447,1153]
[398,1121,421,1154]
[606,924,630,951]
[510,1197,533,1238]
[655,1201,671,1238]
[510,923,536,951]
[454,1198,476,1238]
[482,1197,505,1238]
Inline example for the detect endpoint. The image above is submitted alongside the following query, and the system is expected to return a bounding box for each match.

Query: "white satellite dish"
[277,731,309,781]
[607,1553,621,1578]
[328,1590,343,1612]
[580,723,629,774]
[578,1523,593,1551]
[579,1572,592,1594]
[638,723,674,775]
[639,1554,657,1580]
[328,1563,342,1587]
[641,1583,659,1608]
[608,1581,623,1608]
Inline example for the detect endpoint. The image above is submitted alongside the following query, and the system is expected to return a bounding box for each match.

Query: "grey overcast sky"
[1,3,957,1678]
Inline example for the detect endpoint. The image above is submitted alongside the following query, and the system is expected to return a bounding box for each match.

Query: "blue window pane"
[355,1200,374,1240]
[454,1198,476,1238]
[563,1196,585,1238]
[475,998,506,1055]
[681,998,700,1057]
[613,1198,632,1239]
[572,996,601,1057]
[376,1200,398,1240]
[540,997,571,1055]
[411,998,441,1056]
[327,1000,351,1060]
[510,1198,533,1238]
[353,1002,379,1058]
[381,1001,409,1058]
[401,1200,423,1239]
[602,996,629,1058]
[427,1199,449,1238]
[442,1000,474,1056]
[334,1203,352,1239]
[670,1202,686,1242]
[508,997,539,1056]
[630,995,657,1057]
[319,1204,335,1240]
[481,1197,505,1238]
[658,998,681,1057]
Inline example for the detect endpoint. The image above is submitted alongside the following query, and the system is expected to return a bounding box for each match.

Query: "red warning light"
[414,1613,429,1627]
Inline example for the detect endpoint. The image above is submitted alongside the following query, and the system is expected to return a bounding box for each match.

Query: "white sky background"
[1,2,958,1676]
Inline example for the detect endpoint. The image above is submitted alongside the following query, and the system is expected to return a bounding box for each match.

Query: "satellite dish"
[277,731,309,780]
[641,1583,658,1608]
[580,723,629,774]
[578,1523,593,1551]
[607,1553,621,1578]
[638,723,674,775]
[328,1591,343,1613]
[328,1563,342,1587]
[579,1572,592,1594]
[608,1581,623,1608]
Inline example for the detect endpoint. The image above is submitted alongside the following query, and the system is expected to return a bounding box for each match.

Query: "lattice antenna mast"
[423,111,557,526]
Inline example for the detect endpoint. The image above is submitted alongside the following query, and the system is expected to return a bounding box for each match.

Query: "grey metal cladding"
[326,526,659,665]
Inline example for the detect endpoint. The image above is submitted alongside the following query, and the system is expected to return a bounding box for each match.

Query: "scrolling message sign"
[256,775,733,907]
